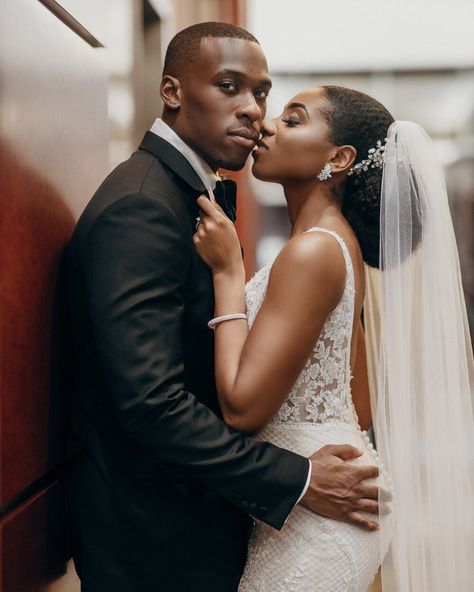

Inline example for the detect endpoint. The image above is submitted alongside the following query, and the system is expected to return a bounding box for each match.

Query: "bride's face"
[252,88,336,184]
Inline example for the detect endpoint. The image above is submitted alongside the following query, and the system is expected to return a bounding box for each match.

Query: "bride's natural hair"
[320,86,394,268]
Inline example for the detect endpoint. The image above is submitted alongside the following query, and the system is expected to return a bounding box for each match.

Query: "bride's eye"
[281,117,300,127]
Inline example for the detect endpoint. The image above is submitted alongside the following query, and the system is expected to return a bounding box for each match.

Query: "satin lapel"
[138,132,238,221]
[138,132,207,194]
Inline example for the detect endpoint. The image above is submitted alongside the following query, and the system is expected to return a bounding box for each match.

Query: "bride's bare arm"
[195,198,382,531]
[210,267,248,417]
[194,197,346,434]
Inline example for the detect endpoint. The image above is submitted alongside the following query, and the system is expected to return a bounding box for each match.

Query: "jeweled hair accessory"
[348,138,388,176]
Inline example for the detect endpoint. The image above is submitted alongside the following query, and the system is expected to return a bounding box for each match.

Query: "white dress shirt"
[150,118,220,190]
[149,118,312,512]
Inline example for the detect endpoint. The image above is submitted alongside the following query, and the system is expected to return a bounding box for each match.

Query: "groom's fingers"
[321,444,362,461]
[378,502,392,516]
[346,512,379,532]
[356,483,393,507]
[355,484,378,500]
[379,487,393,502]
[355,464,379,481]
[360,485,392,503]
[354,499,379,515]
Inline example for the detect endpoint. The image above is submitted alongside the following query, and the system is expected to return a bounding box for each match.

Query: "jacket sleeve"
[81,193,309,529]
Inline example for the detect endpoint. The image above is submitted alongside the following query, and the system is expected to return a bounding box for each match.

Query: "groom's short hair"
[163,22,259,77]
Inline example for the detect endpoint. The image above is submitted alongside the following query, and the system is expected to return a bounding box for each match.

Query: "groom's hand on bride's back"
[300,444,383,532]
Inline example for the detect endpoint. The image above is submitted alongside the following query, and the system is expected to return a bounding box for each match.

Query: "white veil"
[364,121,474,591]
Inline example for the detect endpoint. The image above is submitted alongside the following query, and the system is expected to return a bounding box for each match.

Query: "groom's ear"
[160,75,181,110]
[330,145,357,175]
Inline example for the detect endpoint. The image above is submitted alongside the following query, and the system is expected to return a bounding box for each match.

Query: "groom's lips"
[228,128,259,149]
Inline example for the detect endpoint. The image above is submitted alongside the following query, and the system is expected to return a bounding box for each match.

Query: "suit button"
[258,506,268,516]
[249,502,258,512]
[241,500,249,509]
[233,494,242,503]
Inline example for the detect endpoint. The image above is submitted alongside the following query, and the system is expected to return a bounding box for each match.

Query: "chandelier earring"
[317,163,332,182]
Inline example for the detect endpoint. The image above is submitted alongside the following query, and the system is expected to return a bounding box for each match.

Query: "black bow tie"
[210,179,237,222]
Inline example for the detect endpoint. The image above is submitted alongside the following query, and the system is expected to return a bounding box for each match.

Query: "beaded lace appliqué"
[244,228,359,427]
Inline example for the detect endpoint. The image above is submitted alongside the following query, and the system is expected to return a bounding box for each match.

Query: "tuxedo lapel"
[139,132,238,222]
[139,131,207,193]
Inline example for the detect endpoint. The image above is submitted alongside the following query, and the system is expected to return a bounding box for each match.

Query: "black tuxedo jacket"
[66,132,308,591]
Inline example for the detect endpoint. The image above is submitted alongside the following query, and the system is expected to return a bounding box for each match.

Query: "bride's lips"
[252,139,269,157]
[228,128,259,149]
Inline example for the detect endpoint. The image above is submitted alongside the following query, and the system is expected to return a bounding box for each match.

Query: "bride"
[193,85,474,591]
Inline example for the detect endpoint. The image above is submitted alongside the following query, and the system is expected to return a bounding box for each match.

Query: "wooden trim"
[37,0,103,47]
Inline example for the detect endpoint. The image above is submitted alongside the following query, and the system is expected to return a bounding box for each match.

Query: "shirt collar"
[149,118,220,190]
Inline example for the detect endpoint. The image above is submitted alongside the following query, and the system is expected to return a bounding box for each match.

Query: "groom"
[66,22,380,592]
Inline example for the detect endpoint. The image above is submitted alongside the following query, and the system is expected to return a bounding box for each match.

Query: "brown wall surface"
[0,1,108,589]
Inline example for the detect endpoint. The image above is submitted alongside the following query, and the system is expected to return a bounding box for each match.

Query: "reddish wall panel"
[0,0,108,588]
[0,0,108,507]
[0,144,75,506]
[0,481,66,592]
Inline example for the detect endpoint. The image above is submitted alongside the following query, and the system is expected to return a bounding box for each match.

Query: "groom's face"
[172,37,271,171]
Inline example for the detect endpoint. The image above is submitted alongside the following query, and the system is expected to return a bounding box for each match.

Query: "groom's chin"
[218,158,248,172]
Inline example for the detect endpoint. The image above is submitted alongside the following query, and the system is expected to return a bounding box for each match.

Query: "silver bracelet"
[207,313,247,329]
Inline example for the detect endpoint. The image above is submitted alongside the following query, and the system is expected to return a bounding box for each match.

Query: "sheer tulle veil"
[364,121,474,591]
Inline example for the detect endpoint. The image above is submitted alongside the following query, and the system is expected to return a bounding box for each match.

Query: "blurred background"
[0,1,472,590]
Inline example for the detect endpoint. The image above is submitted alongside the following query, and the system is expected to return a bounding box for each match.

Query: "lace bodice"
[245,227,359,427]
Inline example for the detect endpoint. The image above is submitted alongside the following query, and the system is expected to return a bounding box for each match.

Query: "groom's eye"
[219,81,237,93]
[254,88,269,100]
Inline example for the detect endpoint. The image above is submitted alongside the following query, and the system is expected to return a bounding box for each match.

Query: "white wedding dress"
[238,228,392,592]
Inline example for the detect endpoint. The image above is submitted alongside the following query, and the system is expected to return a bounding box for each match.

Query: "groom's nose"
[236,90,264,123]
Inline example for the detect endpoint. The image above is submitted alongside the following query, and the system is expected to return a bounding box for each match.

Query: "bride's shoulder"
[269,230,346,294]
[277,230,346,270]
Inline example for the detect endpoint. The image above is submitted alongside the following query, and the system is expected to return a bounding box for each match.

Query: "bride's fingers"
[213,202,226,215]
[197,196,230,222]
[197,195,221,220]
[346,512,379,532]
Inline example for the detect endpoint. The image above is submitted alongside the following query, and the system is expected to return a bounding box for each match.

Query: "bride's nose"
[260,119,276,137]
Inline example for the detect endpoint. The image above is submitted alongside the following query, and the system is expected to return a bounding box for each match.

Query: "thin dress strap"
[302,226,354,286]
[302,226,356,376]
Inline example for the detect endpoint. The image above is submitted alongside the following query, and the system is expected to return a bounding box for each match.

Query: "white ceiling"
[248,0,474,72]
